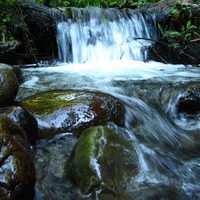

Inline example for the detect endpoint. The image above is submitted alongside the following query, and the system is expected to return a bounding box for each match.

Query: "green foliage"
[159,4,200,49]
[0,0,37,54]
[48,0,70,7]
[0,0,16,42]
[35,0,161,8]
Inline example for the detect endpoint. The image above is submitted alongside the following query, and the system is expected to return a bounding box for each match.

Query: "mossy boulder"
[0,117,36,200]
[0,63,19,107]
[17,90,125,139]
[67,126,138,197]
[0,106,38,144]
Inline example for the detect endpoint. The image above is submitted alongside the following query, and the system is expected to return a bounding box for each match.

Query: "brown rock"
[17,90,125,139]
[0,117,36,200]
[0,106,38,144]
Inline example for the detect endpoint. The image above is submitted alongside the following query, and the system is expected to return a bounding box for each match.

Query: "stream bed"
[17,60,200,200]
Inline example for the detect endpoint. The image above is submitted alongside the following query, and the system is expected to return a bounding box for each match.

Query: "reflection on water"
[18,60,200,200]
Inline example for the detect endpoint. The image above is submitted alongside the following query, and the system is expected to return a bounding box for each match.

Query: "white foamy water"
[56,7,157,63]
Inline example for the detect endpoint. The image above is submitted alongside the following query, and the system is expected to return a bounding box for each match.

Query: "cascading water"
[56,7,158,63]
[17,6,200,200]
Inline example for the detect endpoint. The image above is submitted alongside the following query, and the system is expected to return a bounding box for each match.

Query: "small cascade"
[56,7,158,63]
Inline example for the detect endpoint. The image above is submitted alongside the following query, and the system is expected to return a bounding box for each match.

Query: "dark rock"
[0,63,22,82]
[0,64,19,107]
[0,117,31,152]
[177,86,200,114]
[0,117,36,200]
[0,41,23,65]
[11,1,57,64]
[12,65,23,83]
[148,40,200,65]
[0,40,21,53]
[17,90,125,139]
[0,106,38,144]
[147,3,200,65]
[67,126,138,196]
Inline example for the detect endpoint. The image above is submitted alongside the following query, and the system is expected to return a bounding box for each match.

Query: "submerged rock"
[0,117,36,200]
[177,85,200,114]
[17,90,125,139]
[0,106,38,144]
[0,63,19,107]
[67,126,138,197]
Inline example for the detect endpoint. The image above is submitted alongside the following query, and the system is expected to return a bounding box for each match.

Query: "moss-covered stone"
[17,90,125,139]
[67,126,138,196]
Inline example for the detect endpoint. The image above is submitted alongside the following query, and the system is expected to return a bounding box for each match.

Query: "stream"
[17,61,200,200]
[17,6,200,200]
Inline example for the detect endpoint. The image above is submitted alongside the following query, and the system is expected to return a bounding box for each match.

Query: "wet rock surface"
[17,90,125,139]
[0,64,19,107]
[33,133,80,200]
[0,117,36,200]
[177,85,200,114]
[67,126,138,197]
[0,106,38,144]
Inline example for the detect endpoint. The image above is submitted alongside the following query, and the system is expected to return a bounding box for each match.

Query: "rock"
[0,106,38,144]
[147,3,200,65]
[0,117,36,200]
[12,65,23,83]
[0,40,21,53]
[17,90,125,139]
[34,134,79,199]
[67,126,138,196]
[9,1,58,64]
[177,86,200,114]
[0,117,31,153]
[0,63,19,107]
[148,39,200,65]
[0,63,22,82]
[182,0,193,5]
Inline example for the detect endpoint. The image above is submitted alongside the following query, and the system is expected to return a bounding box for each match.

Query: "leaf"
[163,31,181,39]
[109,1,117,6]
[185,33,191,40]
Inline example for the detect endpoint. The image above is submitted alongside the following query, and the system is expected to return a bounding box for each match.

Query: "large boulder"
[17,90,125,139]
[0,117,36,200]
[0,63,19,107]
[0,106,38,144]
[67,126,138,198]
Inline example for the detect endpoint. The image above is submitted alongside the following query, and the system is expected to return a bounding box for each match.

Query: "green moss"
[68,127,103,194]
[67,126,138,195]
[18,90,88,115]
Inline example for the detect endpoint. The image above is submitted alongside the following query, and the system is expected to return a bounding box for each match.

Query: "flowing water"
[17,7,200,200]
[55,7,157,63]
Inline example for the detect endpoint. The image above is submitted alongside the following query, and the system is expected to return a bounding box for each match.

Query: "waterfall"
[56,7,158,63]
